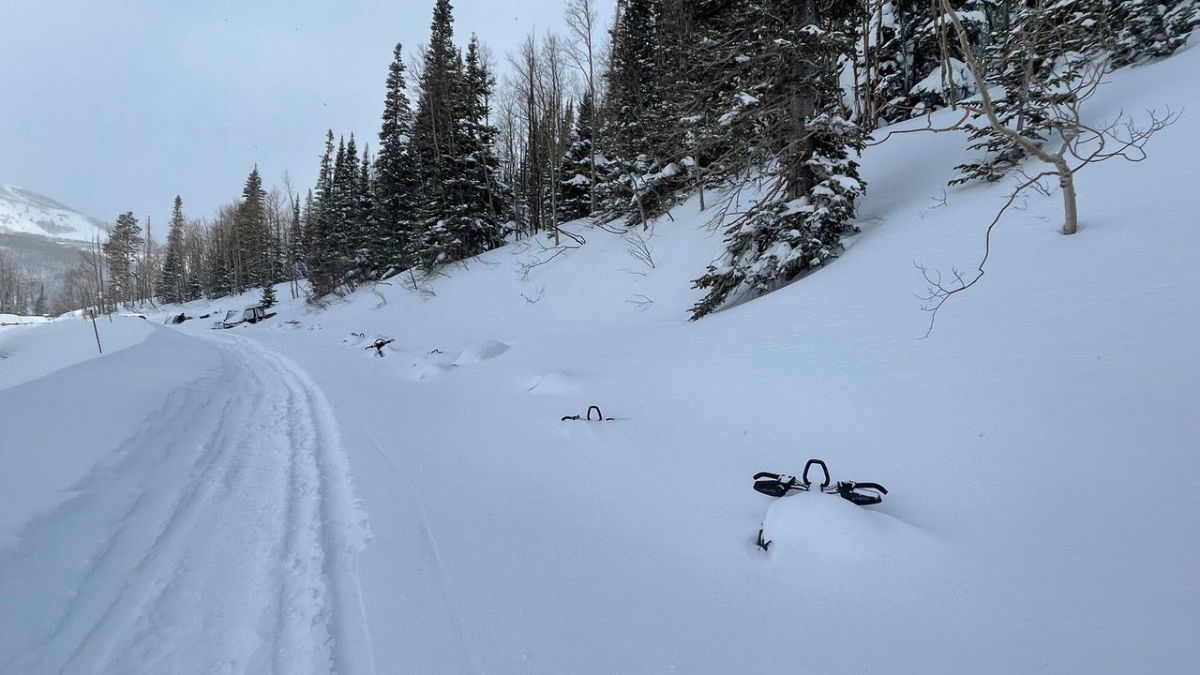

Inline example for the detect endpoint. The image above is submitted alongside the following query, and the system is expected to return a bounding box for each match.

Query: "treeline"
[58,170,304,316]
[0,252,48,315]
[62,0,1197,319]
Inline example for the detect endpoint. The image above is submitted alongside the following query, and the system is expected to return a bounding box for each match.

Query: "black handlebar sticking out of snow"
[561,405,614,421]
[753,459,888,551]
[803,458,830,489]
[366,338,395,357]
[753,460,887,504]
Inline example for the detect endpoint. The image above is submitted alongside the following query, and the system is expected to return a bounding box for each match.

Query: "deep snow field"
[2,46,1198,674]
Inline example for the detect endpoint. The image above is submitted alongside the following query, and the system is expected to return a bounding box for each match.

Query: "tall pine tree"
[157,196,187,303]
[557,91,597,223]
[235,166,269,290]
[375,43,419,276]
[103,212,143,308]
[306,131,341,297]
[598,0,670,222]
[409,2,508,268]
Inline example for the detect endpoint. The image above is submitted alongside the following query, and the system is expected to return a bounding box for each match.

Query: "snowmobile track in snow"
[0,333,372,675]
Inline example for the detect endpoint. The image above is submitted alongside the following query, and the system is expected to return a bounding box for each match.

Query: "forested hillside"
[53,0,1198,322]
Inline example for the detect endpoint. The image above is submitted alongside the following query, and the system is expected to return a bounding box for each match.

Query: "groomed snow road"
[0,331,373,675]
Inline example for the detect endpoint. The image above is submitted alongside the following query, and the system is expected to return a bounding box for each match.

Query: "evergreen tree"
[598,0,669,221]
[335,135,362,284]
[33,284,47,316]
[1114,0,1197,66]
[103,212,143,307]
[409,0,463,269]
[557,91,597,222]
[355,146,380,279]
[204,208,236,298]
[689,0,865,319]
[306,131,340,297]
[236,167,269,289]
[440,35,508,257]
[184,223,205,301]
[158,195,187,303]
[260,283,277,308]
[907,0,986,114]
[291,191,309,282]
[1165,0,1200,47]
[408,2,507,268]
[375,43,419,276]
[863,0,988,124]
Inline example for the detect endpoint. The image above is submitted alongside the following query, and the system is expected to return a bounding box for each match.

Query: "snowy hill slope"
[0,184,109,301]
[2,46,1198,675]
[0,183,108,243]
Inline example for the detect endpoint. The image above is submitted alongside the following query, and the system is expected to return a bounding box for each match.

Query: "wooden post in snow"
[89,311,102,354]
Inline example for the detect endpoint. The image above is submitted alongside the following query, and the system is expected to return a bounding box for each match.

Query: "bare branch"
[917,170,1055,337]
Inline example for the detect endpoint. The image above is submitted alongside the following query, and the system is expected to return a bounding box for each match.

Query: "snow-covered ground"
[2,47,1198,673]
[0,313,51,329]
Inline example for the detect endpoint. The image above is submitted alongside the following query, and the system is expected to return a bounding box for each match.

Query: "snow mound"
[523,372,581,395]
[454,339,511,365]
[758,492,920,562]
[0,316,155,391]
[407,351,459,381]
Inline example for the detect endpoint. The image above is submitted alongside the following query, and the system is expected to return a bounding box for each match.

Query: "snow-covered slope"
[0,183,108,243]
[1,46,1198,674]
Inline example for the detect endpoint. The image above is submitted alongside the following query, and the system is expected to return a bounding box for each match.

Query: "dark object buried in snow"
[561,405,613,421]
[166,312,191,325]
[216,305,277,329]
[366,338,395,357]
[752,459,888,551]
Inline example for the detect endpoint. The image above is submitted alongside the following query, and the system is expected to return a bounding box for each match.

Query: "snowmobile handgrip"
[803,459,831,489]
[753,471,781,480]
[853,482,888,495]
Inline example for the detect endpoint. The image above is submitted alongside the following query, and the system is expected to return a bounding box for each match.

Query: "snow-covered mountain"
[0,184,109,305]
[0,183,108,244]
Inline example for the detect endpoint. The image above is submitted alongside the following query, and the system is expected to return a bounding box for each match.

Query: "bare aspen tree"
[517,35,544,236]
[541,32,570,243]
[938,0,1173,236]
[913,0,1178,333]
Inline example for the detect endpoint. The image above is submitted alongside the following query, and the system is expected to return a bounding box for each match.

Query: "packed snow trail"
[0,330,371,675]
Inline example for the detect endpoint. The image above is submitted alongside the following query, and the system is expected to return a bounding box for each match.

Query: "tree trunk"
[1058,162,1078,235]
[786,0,819,200]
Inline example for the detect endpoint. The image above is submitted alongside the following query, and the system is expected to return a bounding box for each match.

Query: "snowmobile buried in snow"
[753,459,887,505]
[561,405,614,421]
[365,338,394,357]
[752,459,888,551]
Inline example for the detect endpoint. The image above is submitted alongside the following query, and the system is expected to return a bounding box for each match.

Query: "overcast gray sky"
[0,0,609,233]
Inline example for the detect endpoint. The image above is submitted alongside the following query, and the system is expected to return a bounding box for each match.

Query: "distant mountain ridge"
[0,183,109,244]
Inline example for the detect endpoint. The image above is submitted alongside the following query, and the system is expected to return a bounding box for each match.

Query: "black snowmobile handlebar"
[752,459,887,506]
